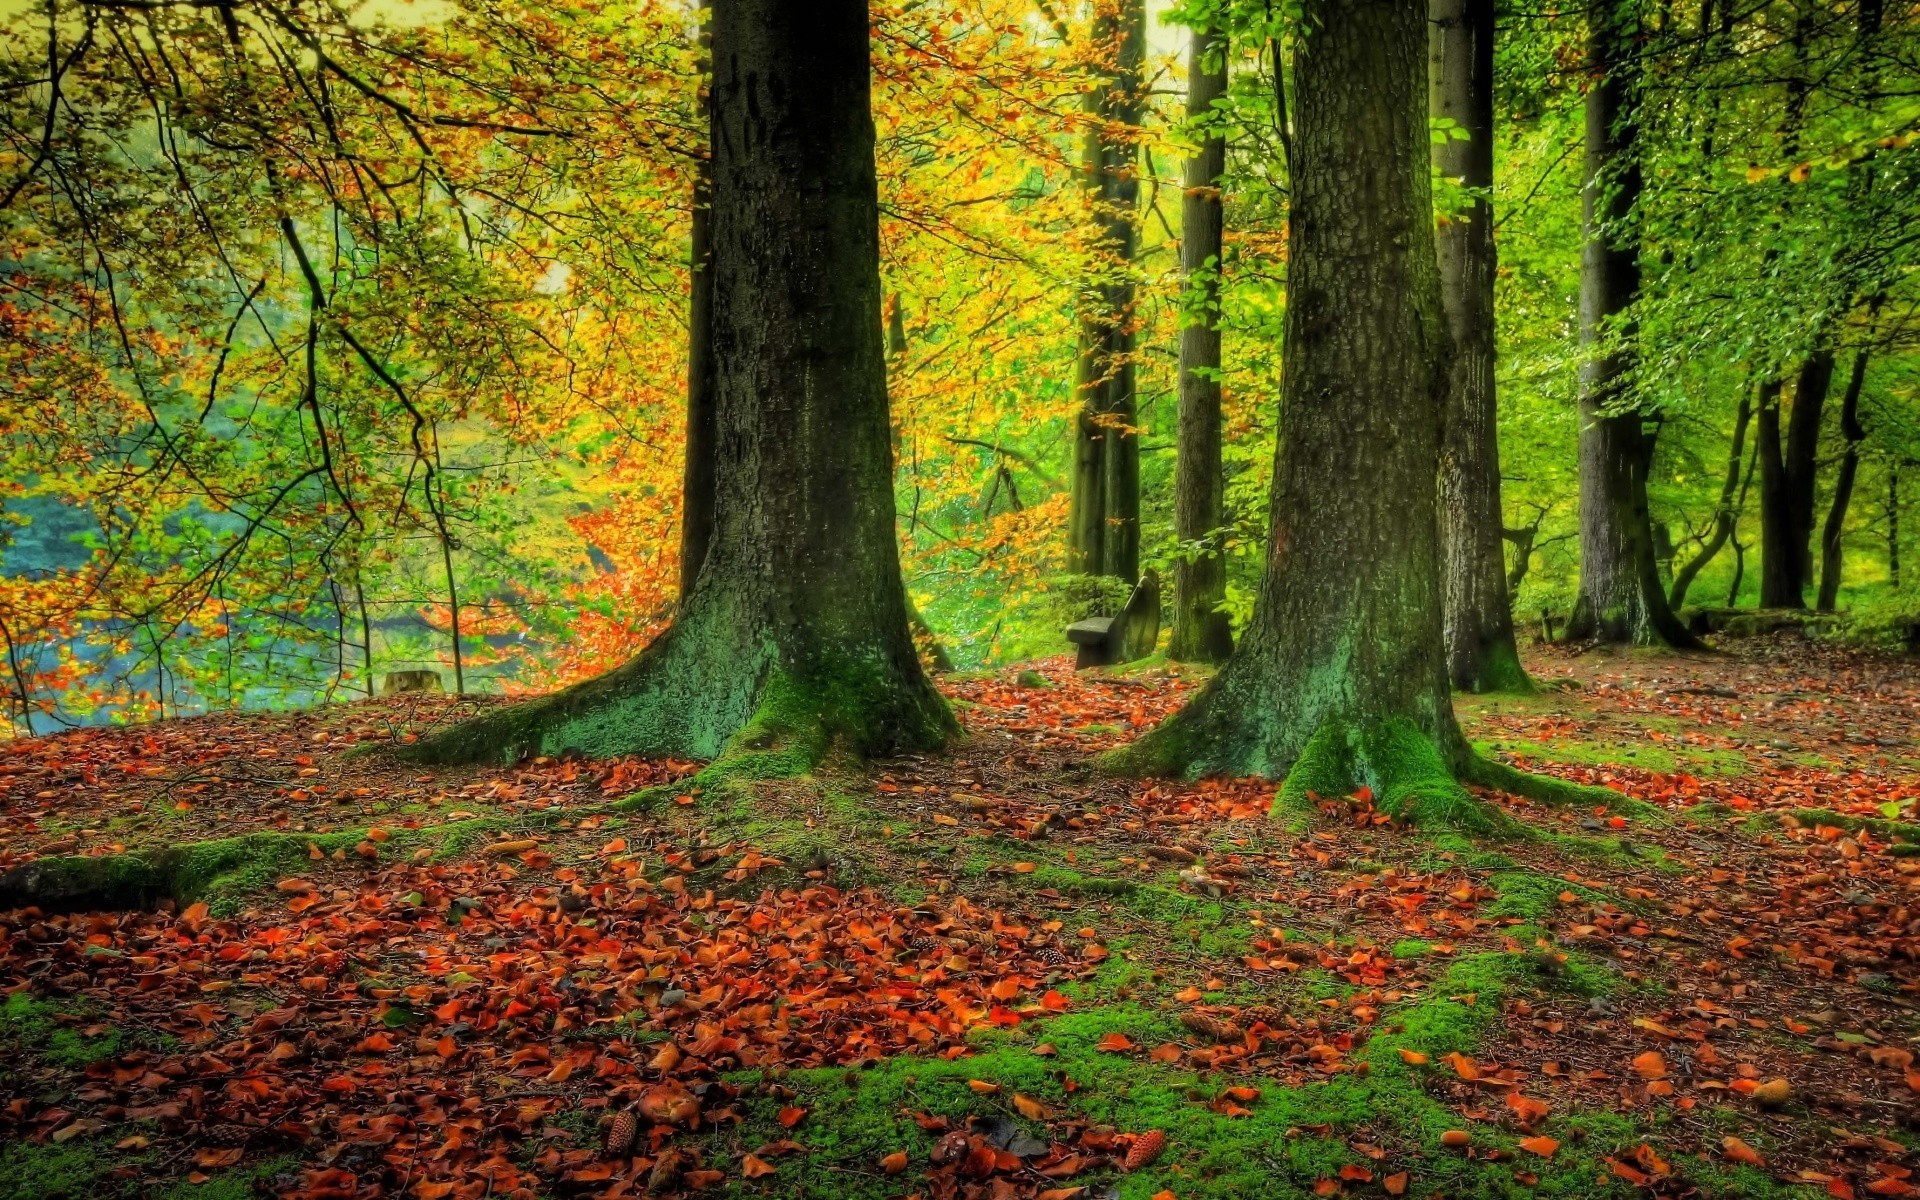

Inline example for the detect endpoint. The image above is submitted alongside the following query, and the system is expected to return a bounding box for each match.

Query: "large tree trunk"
[1757,351,1834,608]
[1431,0,1526,693]
[418,0,953,766]
[1563,0,1697,647]
[1169,6,1233,663]
[1816,350,1869,611]
[1067,0,1145,583]
[1668,385,1752,611]
[1116,0,1601,826]
[678,14,717,599]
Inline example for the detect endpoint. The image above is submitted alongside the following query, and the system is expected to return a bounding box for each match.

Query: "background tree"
[1432,0,1528,691]
[1118,0,1586,825]
[1066,0,1146,583]
[1564,0,1697,646]
[418,0,953,766]
[1169,0,1234,663]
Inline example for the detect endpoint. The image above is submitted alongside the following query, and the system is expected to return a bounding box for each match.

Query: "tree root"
[0,813,566,914]
[1111,714,1650,836]
[406,615,953,769]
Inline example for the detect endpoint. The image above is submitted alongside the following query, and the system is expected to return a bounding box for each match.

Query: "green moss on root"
[1787,808,1920,844]
[0,813,564,913]
[407,611,954,768]
[1460,754,1658,820]
[1269,721,1519,835]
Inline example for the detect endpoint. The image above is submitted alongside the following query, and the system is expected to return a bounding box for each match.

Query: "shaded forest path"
[0,641,1915,1200]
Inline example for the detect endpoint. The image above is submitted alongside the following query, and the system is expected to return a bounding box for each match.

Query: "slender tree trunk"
[1757,351,1833,607]
[1119,0,1596,825]
[1726,430,1760,606]
[1816,350,1869,611]
[888,294,955,673]
[1067,0,1145,583]
[1169,5,1233,663]
[1564,0,1697,647]
[420,0,952,766]
[679,11,717,598]
[1432,0,1526,692]
[1890,467,1901,590]
[356,578,374,698]
[1668,386,1752,610]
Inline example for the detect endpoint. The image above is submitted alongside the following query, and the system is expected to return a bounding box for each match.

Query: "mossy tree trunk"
[678,11,717,599]
[1169,5,1233,664]
[1118,0,1529,826]
[1431,0,1527,693]
[417,0,953,767]
[1067,0,1145,584]
[1563,0,1698,648]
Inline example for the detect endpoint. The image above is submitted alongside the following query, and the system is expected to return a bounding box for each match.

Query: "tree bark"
[418,0,953,766]
[1757,351,1833,608]
[1668,385,1752,611]
[678,12,717,599]
[1067,0,1145,583]
[1116,0,1600,825]
[1816,350,1869,611]
[1169,5,1233,663]
[1432,0,1526,692]
[1563,0,1697,647]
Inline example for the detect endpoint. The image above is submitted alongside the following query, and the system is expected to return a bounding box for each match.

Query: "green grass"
[1,994,133,1069]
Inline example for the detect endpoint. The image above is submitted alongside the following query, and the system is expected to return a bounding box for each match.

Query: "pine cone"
[1239,1004,1284,1029]
[1125,1130,1168,1171]
[1179,1012,1239,1042]
[604,1110,639,1158]
[1038,944,1067,967]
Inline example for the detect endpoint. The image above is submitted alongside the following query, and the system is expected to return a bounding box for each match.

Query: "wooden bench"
[1065,571,1162,669]
[380,670,444,696]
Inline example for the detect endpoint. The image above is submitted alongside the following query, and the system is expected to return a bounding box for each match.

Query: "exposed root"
[1272,721,1521,836]
[407,615,953,768]
[0,814,564,914]
[1459,754,1660,820]
[1112,710,1647,836]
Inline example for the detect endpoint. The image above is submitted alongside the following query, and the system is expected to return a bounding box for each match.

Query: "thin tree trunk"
[1067,0,1145,583]
[356,578,374,698]
[679,11,717,599]
[1726,430,1760,606]
[1432,0,1526,692]
[1816,350,1869,611]
[1758,351,1833,607]
[1668,386,1752,610]
[420,0,952,766]
[1564,0,1697,647]
[889,294,955,673]
[1890,467,1901,590]
[1169,4,1233,663]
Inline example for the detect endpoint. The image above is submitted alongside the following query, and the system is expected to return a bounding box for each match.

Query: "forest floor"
[0,637,1916,1200]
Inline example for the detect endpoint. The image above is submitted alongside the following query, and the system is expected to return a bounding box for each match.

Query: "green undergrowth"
[700,941,1669,1200]
[1,993,154,1070]
[0,1141,291,1200]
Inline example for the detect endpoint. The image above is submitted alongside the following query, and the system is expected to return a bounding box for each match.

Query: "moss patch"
[699,943,1631,1200]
